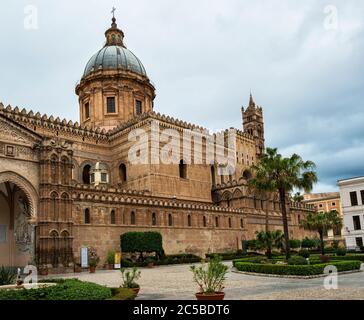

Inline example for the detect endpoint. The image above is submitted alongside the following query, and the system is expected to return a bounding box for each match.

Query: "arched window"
[210,165,216,185]
[119,163,127,183]
[179,159,187,179]
[111,210,116,225]
[84,208,90,224]
[187,215,192,227]
[131,211,136,225]
[82,165,91,184]
[215,216,219,228]
[240,219,244,229]
[50,192,58,220]
[168,214,173,226]
[152,212,157,226]
[229,217,232,228]
[203,216,207,227]
[242,169,252,181]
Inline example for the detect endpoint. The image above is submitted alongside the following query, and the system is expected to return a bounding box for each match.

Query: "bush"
[234,260,361,276]
[121,254,201,267]
[326,254,364,262]
[0,266,17,285]
[205,251,247,261]
[301,237,320,249]
[336,248,347,256]
[298,249,310,259]
[288,256,308,265]
[0,279,112,300]
[121,267,141,289]
[289,240,302,249]
[121,232,163,256]
[232,256,269,267]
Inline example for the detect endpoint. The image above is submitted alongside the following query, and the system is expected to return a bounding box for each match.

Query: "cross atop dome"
[104,10,125,47]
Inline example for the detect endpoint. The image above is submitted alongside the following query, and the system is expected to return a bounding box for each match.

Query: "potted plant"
[88,247,100,273]
[190,256,228,300]
[145,257,155,268]
[106,250,115,270]
[121,267,141,296]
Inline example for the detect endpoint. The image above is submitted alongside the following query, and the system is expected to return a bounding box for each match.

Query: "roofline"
[337,176,364,185]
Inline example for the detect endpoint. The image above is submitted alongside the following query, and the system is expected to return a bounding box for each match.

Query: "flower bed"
[234,260,361,276]
[121,253,202,267]
[0,279,112,300]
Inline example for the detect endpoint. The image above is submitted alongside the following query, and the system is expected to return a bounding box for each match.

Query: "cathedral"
[0,16,314,271]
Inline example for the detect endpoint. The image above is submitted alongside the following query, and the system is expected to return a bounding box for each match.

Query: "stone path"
[44,261,364,300]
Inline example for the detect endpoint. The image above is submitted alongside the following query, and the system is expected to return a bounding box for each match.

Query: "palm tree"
[255,230,284,259]
[300,211,342,255]
[249,148,317,259]
[292,192,304,202]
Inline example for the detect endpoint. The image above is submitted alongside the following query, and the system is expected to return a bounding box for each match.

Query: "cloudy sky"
[0,0,363,192]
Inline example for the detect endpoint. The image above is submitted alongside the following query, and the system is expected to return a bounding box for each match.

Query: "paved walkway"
[45,262,364,300]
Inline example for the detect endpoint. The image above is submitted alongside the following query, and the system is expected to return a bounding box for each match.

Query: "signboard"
[81,247,88,268]
[114,252,121,269]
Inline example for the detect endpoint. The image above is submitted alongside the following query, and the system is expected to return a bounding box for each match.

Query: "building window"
[228,218,232,228]
[82,165,91,184]
[203,216,207,227]
[90,173,95,183]
[210,165,216,185]
[101,173,108,183]
[131,211,136,225]
[110,210,116,225]
[84,209,90,224]
[168,214,173,227]
[298,215,301,224]
[333,225,341,236]
[332,202,336,206]
[135,100,142,115]
[353,216,361,231]
[187,215,192,227]
[215,217,219,228]
[361,190,364,205]
[179,160,187,179]
[319,204,323,208]
[350,191,358,206]
[152,212,157,226]
[84,102,90,119]
[240,219,244,229]
[356,237,363,248]
[107,97,116,113]
[119,164,127,183]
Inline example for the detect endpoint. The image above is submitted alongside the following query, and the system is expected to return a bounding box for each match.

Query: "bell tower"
[242,93,265,157]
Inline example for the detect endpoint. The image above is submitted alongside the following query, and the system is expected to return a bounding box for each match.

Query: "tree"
[255,230,284,259]
[249,148,318,259]
[300,211,342,255]
[292,192,304,202]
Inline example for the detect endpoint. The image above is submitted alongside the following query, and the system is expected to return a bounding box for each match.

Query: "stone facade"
[0,17,315,270]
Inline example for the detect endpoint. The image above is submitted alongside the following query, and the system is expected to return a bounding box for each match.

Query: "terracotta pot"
[195,292,225,301]
[89,266,96,273]
[39,269,48,276]
[131,287,140,296]
[147,262,154,268]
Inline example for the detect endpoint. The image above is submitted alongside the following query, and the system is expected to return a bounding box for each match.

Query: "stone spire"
[248,92,256,109]
[104,10,125,47]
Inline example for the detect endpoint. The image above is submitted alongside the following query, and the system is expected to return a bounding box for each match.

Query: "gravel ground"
[43,261,364,300]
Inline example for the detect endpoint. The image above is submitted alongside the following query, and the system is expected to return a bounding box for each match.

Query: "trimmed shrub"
[301,237,320,249]
[121,232,163,255]
[298,249,310,259]
[289,240,302,249]
[288,256,307,265]
[327,254,364,262]
[336,248,347,256]
[320,255,330,263]
[121,254,201,267]
[234,260,361,276]
[0,279,112,300]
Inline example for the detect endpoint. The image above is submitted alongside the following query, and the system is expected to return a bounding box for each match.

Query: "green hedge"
[206,252,261,261]
[121,253,201,267]
[234,260,361,276]
[0,279,112,300]
[121,232,163,254]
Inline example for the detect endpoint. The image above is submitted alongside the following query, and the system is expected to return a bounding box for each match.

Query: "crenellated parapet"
[0,103,109,142]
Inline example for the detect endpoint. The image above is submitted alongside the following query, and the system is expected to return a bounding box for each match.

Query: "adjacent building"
[302,192,344,244]
[337,176,364,250]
